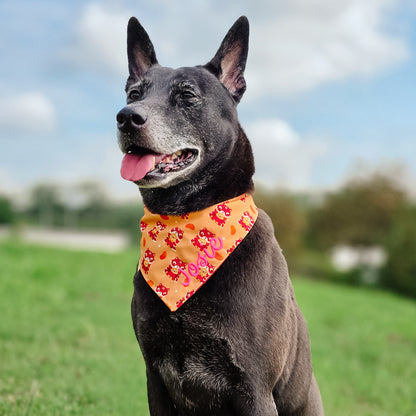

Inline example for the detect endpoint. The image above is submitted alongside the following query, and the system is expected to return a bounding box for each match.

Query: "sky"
[0,0,415,202]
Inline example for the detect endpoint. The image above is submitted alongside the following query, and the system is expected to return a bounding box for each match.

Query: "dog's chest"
[139,314,247,412]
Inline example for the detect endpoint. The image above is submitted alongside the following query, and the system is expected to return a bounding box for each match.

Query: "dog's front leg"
[232,392,279,416]
[146,369,177,416]
[251,400,279,416]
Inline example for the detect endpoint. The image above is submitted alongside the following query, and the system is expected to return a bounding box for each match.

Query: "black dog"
[117,16,324,416]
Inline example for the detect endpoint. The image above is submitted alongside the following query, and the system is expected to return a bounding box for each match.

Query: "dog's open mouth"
[121,146,198,182]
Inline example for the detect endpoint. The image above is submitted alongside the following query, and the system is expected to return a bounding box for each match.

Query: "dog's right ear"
[127,17,158,85]
[204,16,249,103]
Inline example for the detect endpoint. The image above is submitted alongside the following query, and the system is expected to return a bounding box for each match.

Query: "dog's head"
[117,17,251,192]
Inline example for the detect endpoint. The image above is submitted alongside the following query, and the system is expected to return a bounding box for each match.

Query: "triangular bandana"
[139,193,258,311]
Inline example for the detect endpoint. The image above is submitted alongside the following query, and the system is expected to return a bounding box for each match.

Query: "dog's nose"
[117,107,147,132]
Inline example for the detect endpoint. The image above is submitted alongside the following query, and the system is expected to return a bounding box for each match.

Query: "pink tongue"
[121,153,155,181]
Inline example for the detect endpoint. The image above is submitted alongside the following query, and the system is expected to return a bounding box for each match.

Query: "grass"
[0,240,148,416]
[1,240,415,415]
[293,278,416,415]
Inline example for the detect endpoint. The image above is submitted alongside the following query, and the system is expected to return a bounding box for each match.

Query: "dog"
[117,16,324,416]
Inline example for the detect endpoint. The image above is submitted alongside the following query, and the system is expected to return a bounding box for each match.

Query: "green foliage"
[0,195,15,224]
[1,240,415,415]
[307,173,406,249]
[302,171,416,294]
[25,184,65,227]
[296,249,377,288]
[255,188,306,269]
[381,207,416,297]
[22,182,143,244]
[296,249,356,284]
[6,170,416,298]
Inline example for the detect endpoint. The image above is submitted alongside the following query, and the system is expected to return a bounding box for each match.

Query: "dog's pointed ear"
[127,17,158,83]
[204,16,249,103]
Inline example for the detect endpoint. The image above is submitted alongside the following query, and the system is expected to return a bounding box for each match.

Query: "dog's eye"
[177,90,200,106]
[128,90,141,101]
[180,91,196,100]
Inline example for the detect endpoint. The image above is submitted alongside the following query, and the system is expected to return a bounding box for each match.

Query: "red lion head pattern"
[226,238,243,254]
[165,257,187,282]
[209,203,232,227]
[164,227,184,250]
[141,249,155,274]
[191,227,216,251]
[148,221,166,241]
[155,283,169,297]
[239,211,255,232]
[195,261,215,283]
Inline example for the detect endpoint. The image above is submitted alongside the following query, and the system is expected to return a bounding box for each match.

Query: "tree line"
[1,170,415,297]
[0,181,143,243]
[255,169,415,298]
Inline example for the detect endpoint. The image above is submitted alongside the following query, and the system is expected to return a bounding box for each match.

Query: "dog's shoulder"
[250,208,282,252]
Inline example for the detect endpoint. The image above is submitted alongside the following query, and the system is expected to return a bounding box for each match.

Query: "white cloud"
[246,0,409,97]
[245,119,328,189]
[66,3,129,75]
[0,92,56,133]
[66,0,409,96]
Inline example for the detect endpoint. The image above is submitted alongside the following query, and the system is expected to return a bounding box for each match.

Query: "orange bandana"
[139,193,258,311]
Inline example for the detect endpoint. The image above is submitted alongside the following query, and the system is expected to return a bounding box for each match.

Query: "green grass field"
[1,240,415,416]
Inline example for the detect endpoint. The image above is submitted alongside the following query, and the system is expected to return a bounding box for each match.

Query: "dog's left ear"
[205,16,249,103]
[127,17,158,85]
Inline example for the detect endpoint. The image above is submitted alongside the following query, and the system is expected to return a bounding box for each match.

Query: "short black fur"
[117,16,324,416]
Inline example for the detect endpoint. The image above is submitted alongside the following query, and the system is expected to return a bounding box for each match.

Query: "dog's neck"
[139,128,255,215]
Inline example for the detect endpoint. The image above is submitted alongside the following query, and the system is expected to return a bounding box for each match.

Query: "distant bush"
[0,195,15,224]
[22,182,143,244]
[255,188,306,270]
[307,173,406,249]
[296,248,382,287]
[381,207,416,297]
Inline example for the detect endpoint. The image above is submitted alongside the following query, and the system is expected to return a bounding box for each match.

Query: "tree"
[0,195,15,224]
[26,184,64,226]
[255,188,306,269]
[381,207,416,297]
[307,173,407,250]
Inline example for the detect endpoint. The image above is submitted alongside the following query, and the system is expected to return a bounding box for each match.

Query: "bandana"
[139,193,258,311]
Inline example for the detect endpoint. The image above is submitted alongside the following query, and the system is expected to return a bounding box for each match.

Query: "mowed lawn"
[1,240,415,416]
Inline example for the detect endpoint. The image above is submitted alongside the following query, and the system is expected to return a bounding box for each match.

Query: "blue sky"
[0,0,415,201]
